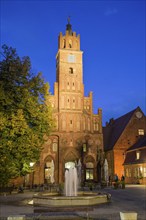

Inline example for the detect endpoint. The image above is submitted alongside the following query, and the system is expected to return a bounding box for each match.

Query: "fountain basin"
[33,192,110,207]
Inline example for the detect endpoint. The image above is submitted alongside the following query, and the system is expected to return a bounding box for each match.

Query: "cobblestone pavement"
[0,185,146,219]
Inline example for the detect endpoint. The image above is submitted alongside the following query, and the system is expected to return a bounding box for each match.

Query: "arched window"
[93,119,99,131]
[69,39,72,48]
[69,67,73,74]
[44,159,55,183]
[86,162,94,180]
[63,39,66,48]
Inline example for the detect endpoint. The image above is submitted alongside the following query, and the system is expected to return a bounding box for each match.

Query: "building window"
[83,143,87,152]
[138,129,144,135]
[69,40,72,48]
[143,167,146,177]
[52,142,57,152]
[70,119,73,131]
[69,67,73,74]
[45,160,55,183]
[67,81,70,90]
[86,162,94,180]
[136,151,140,160]
[125,168,131,177]
[94,122,99,131]
[63,39,66,48]
[86,169,93,180]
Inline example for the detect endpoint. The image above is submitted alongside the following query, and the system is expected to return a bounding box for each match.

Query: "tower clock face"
[68,54,75,63]
[135,111,142,119]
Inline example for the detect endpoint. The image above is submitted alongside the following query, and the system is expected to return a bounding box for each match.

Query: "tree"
[0,45,54,186]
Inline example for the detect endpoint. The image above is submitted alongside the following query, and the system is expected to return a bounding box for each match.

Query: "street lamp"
[30,162,35,189]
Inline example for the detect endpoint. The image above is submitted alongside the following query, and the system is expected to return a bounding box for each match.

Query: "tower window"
[69,67,73,74]
[63,39,66,48]
[69,40,72,48]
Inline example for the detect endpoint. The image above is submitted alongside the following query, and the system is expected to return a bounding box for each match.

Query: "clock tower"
[56,19,84,117]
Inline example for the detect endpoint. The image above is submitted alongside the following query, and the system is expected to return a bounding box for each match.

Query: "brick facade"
[104,107,146,182]
[33,22,104,185]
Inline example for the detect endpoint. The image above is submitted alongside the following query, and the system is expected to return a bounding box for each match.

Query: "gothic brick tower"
[34,19,104,185]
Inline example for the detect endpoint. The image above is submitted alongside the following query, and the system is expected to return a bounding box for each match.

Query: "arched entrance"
[63,150,79,182]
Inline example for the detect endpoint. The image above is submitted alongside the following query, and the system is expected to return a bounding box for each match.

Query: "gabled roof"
[123,136,146,165]
[103,107,141,151]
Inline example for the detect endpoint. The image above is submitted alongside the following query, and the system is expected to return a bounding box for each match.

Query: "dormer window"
[138,129,144,136]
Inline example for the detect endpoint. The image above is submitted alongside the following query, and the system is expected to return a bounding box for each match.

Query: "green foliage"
[0,45,54,186]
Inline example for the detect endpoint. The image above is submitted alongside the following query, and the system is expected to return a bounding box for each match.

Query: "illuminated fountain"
[33,160,110,208]
[64,167,78,196]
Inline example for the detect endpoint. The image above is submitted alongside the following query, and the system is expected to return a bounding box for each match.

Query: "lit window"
[136,151,140,160]
[138,129,144,136]
[86,169,93,180]
[86,162,94,180]
[143,167,146,177]
[83,143,87,152]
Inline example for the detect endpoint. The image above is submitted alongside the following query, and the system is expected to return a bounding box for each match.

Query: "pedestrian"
[121,175,125,181]
[114,174,118,182]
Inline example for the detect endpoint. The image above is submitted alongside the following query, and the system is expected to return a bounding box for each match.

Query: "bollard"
[120,212,137,220]
[7,215,25,220]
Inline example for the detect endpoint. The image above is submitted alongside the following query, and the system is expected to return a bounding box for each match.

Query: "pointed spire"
[66,16,72,35]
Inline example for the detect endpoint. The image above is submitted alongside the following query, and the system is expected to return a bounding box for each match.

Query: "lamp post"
[30,162,35,189]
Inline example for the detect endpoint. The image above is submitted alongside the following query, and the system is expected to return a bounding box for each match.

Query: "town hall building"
[32,20,104,185]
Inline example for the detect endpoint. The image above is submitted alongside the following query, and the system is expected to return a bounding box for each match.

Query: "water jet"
[33,167,111,208]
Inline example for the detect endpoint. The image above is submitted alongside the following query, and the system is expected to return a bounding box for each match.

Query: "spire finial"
[66,16,72,35]
[67,16,71,24]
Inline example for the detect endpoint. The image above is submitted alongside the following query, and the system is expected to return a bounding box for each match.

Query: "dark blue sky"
[1,0,145,125]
